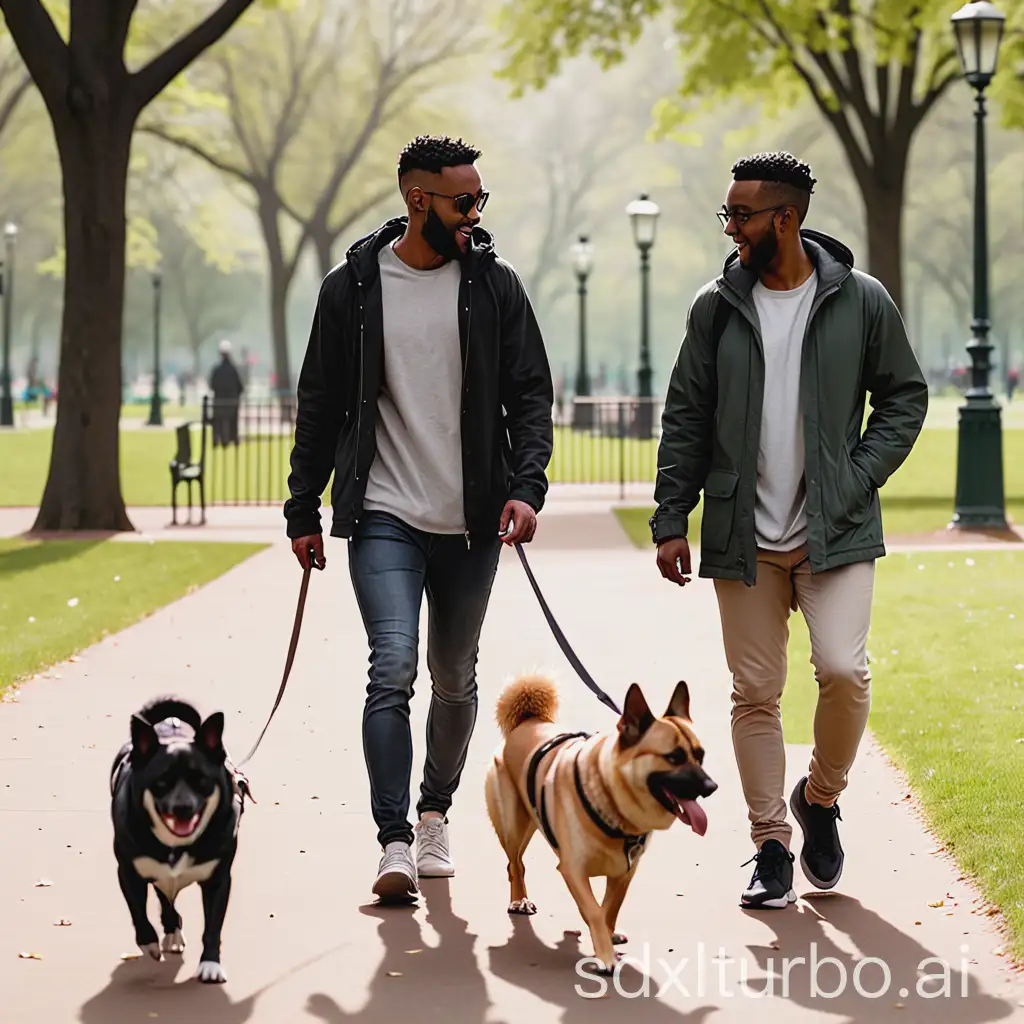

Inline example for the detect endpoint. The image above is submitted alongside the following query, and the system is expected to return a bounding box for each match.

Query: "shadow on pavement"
[740,893,1017,1023]
[306,880,492,1023]
[78,958,261,1024]
[486,914,718,1024]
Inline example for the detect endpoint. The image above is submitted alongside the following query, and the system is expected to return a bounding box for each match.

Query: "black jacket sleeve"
[283,267,350,539]
[496,263,554,512]
[650,288,718,543]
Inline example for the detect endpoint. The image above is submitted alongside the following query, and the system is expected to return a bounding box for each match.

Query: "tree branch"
[0,0,68,106]
[140,124,257,187]
[130,0,256,112]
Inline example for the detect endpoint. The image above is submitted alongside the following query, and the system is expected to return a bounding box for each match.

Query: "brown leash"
[236,556,316,767]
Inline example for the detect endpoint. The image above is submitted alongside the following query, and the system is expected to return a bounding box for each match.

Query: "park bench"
[169,421,206,525]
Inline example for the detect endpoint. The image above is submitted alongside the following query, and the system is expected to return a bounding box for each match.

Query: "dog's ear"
[665,680,692,722]
[617,684,655,749]
[130,714,158,762]
[198,712,226,758]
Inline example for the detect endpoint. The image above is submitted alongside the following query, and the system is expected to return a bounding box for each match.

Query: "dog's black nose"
[702,777,718,798]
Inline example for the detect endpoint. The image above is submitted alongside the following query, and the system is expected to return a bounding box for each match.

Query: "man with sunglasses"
[284,134,553,900]
[650,151,927,909]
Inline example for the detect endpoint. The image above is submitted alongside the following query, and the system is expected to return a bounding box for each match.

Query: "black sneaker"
[790,775,844,890]
[739,838,797,909]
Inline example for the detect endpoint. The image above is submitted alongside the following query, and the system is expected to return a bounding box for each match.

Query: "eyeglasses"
[716,203,781,228]
[422,189,490,216]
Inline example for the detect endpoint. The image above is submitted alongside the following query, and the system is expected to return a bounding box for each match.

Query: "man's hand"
[656,538,691,586]
[499,500,537,545]
[291,534,326,571]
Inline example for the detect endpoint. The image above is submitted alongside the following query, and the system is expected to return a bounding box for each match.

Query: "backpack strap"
[710,291,733,351]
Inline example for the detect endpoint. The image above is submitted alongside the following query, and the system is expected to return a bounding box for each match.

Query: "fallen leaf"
[386,971,403,978]
[405,949,423,955]
[34,879,53,888]
[68,657,80,663]
[18,952,43,960]
[914,921,922,926]
[120,953,143,961]
[929,900,945,908]
[54,919,72,927]
[894,1002,905,1009]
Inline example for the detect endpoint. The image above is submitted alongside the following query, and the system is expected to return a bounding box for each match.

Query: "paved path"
[2,524,1024,1022]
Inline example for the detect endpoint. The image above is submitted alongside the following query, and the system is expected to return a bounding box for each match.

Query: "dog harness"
[524,731,650,872]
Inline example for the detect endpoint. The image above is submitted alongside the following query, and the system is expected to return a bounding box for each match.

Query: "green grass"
[782,551,1024,958]
[0,538,266,693]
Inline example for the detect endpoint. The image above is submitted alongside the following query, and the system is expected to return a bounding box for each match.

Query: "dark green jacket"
[650,230,927,585]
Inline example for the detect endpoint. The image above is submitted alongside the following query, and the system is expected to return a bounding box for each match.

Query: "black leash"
[239,538,619,768]
[513,541,621,715]
[237,556,316,767]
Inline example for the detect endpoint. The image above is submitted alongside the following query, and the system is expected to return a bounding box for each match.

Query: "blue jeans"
[348,511,502,847]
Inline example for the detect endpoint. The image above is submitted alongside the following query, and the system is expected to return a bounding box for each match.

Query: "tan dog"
[485,674,717,973]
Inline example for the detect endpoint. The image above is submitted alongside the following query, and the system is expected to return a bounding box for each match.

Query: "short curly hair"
[397,135,482,182]
[731,151,816,223]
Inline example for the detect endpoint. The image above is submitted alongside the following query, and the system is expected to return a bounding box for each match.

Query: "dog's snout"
[701,776,718,798]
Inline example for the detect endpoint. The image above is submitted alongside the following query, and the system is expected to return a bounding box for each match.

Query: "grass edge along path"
[0,538,267,695]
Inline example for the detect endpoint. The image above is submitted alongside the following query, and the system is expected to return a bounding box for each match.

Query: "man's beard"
[745,218,779,272]
[421,207,465,261]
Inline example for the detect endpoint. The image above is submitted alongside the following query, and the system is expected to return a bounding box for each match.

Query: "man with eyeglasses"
[284,134,553,901]
[650,151,927,909]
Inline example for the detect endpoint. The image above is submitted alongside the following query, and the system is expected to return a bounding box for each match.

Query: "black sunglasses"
[422,189,490,216]
[716,203,781,228]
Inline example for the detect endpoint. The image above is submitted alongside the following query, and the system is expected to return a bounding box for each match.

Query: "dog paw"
[508,898,537,915]
[194,960,227,984]
[612,932,628,945]
[161,930,186,955]
[139,942,163,962]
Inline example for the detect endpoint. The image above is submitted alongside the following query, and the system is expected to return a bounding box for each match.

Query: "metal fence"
[202,395,295,507]
[193,394,661,507]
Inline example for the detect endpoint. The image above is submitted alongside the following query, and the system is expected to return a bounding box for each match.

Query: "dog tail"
[137,696,203,731]
[495,673,559,736]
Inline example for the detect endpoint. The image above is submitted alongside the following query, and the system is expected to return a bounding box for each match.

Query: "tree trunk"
[861,168,906,315]
[314,229,334,281]
[32,112,135,532]
[257,194,294,396]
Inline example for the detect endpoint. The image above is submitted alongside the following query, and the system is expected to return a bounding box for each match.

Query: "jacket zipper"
[354,279,365,494]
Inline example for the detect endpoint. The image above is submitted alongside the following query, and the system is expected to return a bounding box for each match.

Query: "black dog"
[110,697,250,983]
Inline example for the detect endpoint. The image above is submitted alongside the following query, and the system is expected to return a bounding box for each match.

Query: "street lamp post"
[147,268,163,427]
[949,0,1007,530]
[571,234,594,430]
[626,193,660,438]
[0,222,17,427]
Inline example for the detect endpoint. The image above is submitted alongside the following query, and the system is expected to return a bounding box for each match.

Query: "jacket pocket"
[830,446,873,533]
[700,468,739,553]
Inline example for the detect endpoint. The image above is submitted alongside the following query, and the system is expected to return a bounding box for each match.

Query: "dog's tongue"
[164,814,199,837]
[673,797,707,836]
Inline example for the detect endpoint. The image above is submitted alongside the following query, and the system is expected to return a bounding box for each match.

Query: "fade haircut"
[731,151,816,224]
[397,134,482,184]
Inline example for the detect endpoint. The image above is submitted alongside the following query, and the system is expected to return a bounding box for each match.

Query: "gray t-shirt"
[751,270,817,551]
[362,242,466,534]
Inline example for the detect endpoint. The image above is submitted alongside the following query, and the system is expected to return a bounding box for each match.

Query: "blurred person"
[209,339,244,446]
[283,135,554,901]
[650,151,927,909]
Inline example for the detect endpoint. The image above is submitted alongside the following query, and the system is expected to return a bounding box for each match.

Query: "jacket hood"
[344,215,498,283]
[719,228,855,298]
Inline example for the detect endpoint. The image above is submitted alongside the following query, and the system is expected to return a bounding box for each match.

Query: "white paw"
[194,960,227,984]
[508,898,537,915]
[161,930,186,955]
[140,942,163,962]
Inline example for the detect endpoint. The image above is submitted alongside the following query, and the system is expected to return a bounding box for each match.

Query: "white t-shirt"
[751,270,817,551]
[362,242,466,534]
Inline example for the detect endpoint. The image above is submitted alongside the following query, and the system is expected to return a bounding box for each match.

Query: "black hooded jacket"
[283,217,554,543]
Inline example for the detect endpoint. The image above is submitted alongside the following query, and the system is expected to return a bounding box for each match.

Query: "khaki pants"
[713,547,874,849]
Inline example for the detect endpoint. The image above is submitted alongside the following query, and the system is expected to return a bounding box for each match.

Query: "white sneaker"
[415,816,455,877]
[372,841,418,900]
